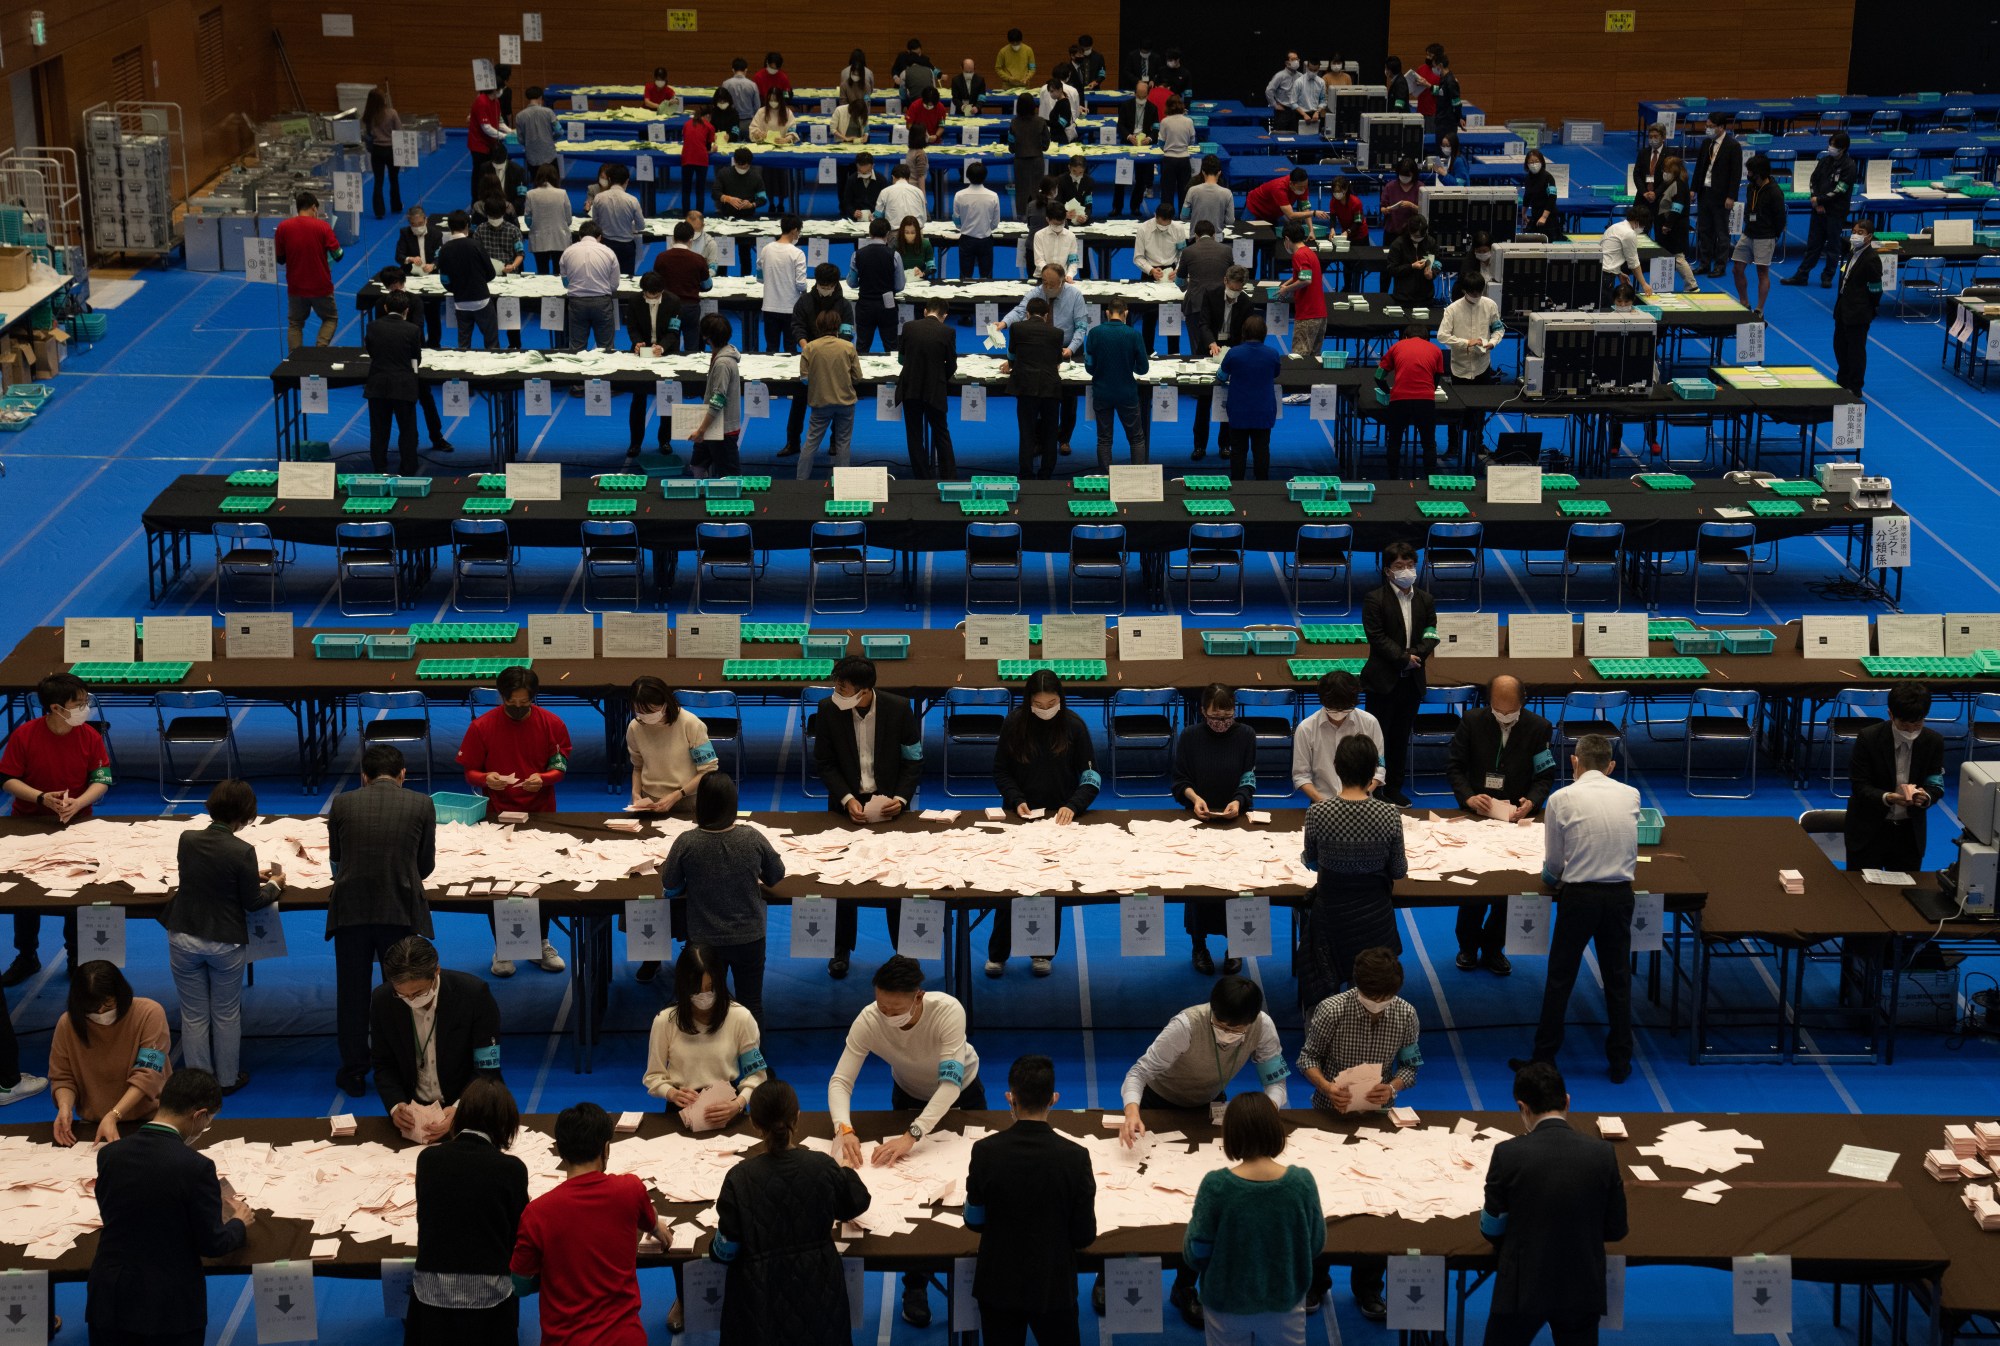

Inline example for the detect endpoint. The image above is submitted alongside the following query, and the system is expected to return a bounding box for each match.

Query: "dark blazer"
[87,1125,247,1336]
[1482,1116,1627,1319]
[1006,318,1066,398]
[896,315,957,408]
[815,690,924,807]
[624,292,679,350]
[1844,720,1946,869]
[1195,287,1258,349]
[1632,144,1668,204]
[395,223,447,271]
[949,72,988,113]
[414,1130,529,1276]
[1446,709,1557,812]
[967,1119,1097,1312]
[1117,97,1161,145]
[166,824,279,945]
[790,287,855,347]
[1695,132,1743,204]
[363,315,426,402]
[1053,172,1097,221]
[1361,583,1439,696]
[325,776,437,937]
[839,171,886,220]
[1836,246,1883,325]
[370,967,502,1108]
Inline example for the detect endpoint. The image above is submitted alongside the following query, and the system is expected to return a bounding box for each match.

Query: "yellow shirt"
[995,43,1036,88]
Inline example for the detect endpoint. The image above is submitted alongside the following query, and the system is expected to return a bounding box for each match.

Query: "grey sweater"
[661,824,786,945]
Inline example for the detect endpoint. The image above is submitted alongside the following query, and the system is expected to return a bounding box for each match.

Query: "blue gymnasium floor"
[7,128,2000,1344]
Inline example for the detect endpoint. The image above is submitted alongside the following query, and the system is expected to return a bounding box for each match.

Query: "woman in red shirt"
[906,85,948,139]
[680,107,716,213]
[643,67,676,111]
[752,53,792,103]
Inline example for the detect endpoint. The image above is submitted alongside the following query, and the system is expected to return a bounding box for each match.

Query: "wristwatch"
[906,1123,925,1142]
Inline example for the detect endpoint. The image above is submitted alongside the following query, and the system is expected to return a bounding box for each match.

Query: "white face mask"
[635,710,665,725]
[59,705,90,727]
[1851,233,1869,249]
[1323,708,1351,725]
[1213,1025,1247,1047]
[88,1008,118,1026]
[1356,993,1393,1014]
[1894,726,1921,745]
[691,991,717,1011]
[879,1007,914,1029]
[767,65,779,74]
[403,986,437,1011]
[1391,567,1417,590]
[1286,59,1300,71]
[1398,173,1414,185]
[1494,710,1521,728]
[830,690,864,711]
[1031,702,1062,721]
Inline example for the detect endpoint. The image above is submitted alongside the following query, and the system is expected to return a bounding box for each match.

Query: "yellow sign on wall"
[667,9,698,30]
[1605,9,1636,31]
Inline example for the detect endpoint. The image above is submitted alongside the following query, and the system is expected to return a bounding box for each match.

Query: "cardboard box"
[0,246,30,291]
[31,332,63,379]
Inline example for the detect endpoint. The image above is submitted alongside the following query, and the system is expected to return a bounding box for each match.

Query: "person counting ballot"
[1,671,111,987]
[369,935,502,1144]
[50,960,170,1147]
[406,1077,529,1345]
[1171,683,1257,975]
[658,772,785,1024]
[1446,675,1558,976]
[987,671,1102,976]
[457,665,567,977]
[1291,669,1387,801]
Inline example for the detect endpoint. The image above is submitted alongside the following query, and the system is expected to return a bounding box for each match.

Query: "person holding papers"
[713,1079,871,1346]
[458,665,567,977]
[408,1077,528,1346]
[622,272,679,460]
[1171,684,1256,974]
[1,672,109,987]
[643,944,768,1124]
[659,773,783,1022]
[1844,682,1945,874]
[815,656,922,977]
[50,961,170,1146]
[1299,736,1406,1006]
[167,779,281,1096]
[1446,675,1556,976]
[1181,1094,1324,1341]
[627,676,719,817]
[1291,670,1386,801]
[363,292,427,475]
[369,936,502,1141]
[827,955,983,1328]
[989,671,1100,976]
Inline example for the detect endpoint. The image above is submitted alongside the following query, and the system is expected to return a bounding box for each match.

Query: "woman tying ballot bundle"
[987,671,1101,978]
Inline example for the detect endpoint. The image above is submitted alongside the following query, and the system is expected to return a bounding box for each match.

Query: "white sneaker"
[1030,956,1054,977]
[1282,393,1312,405]
[491,956,517,978]
[0,1074,47,1106]
[536,940,566,973]
[984,959,1005,978]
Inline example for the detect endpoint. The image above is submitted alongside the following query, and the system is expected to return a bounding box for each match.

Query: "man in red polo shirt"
[456,664,568,976]
[272,191,343,350]
[1245,168,1326,230]
[0,672,109,985]
[1378,322,1447,479]
[1277,221,1329,361]
[467,80,510,201]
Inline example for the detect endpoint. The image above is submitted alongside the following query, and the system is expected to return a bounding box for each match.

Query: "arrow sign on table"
[1026,921,1040,936]
[1406,1286,1425,1304]
[913,921,928,937]
[275,1296,294,1315]
[806,922,820,938]
[703,1288,721,1306]
[509,924,526,939]
[1240,920,1256,935]
[6,1305,25,1324]
[1519,919,1535,935]
[1634,916,1649,930]
[1135,920,1149,934]
[640,924,656,939]
[93,930,108,945]
[1753,1289,1770,1306]
[1125,1288,1142,1306]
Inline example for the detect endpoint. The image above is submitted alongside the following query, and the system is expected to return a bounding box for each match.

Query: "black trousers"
[334,922,410,1075]
[1696,194,1731,268]
[0,983,18,1087]
[1384,399,1438,478]
[978,1301,1081,1346]
[855,300,899,353]
[1094,402,1147,470]
[1110,161,1155,216]
[958,236,995,279]
[1791,207,1846,280]
[1227,427,1272,480]
[904,401,955,479]
[14,911,74,962]
[1017,395,1060,477]
[606,237,639,276]
[628,387,670,452]
[369,143,402,217]
[1848,819,1921,873]
[1531,881,1635,1069]
[681,164,709,212]
[1183,900,1224,939]
[1833,317,1870,395]
[1368,677,1425,793]
[368,398,419,474]
[1457,903,1506,959]
[1159,157,1193,214]
[418,382,446,443]
[1484,1312,1600,1346]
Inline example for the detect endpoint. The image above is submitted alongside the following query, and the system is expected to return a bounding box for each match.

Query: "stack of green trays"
[1068,499,1118,517]
[415,657,532,679]
[721,658,836,680]
[736,475,774,492]
[596,474,649,492]
[218,496,275,514]
[224,470,279,488]
[1558,498,1612,517]
[1747,499,1803,518]
[1427,474,1479,492]
[409,622,519,643]
[971,475,1020,490]
[1072,476,1110,493]
[1300,500,1354,517]
[1182,475,1233,492]
[740,622,809,642]
[344,497,396,515]
[1417,500,1471,519]
[706,499,755,517]
[464,497,514,515]
[1184,499,1234,516]
[959,499,1009,516]
[1589,657,1710,679]
[825,499,874,517]
[995,659,1108,679]
[1648,618,1696,639]
[1975,649,2000,674]
[69,661,193,684]
[1858,656,1986,678]
[1288,657,1366,678]
[1635,474,1695,491]
[474,474,508,490]
[587,498,638,516]
[1541,474,1580,491]
[1299,624,1365,644]
[1767,480,1822,497]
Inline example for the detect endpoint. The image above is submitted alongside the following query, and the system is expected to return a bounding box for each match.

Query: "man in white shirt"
[1437,271,1503,381]
[1293,63,1327,129]
[1291,670,1386,799]
[1266,52,1305,131]
[1038,79,1082,138]
[1511,734,1641,1085]
[1031,204,1080,279]
[951,161,1002,279]
[758,213,809,352]
[875,163,928,227]
[557,221,621,351]
[828,955,983,1328]
[1133,203,1186,352]
[1598,204,1655,308]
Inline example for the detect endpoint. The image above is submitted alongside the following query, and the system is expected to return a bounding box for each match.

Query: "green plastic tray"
[414,657,532,679]
[218,496,275,514]
[1300,500,1354,517]
[971,475,1020,488]
[721,658,836,680]
[995,659,1109,679]
[825,499,875,517]
[1589,657,1711,679]
[365,634,416,660]
[1427,474,1478,492]
[1072,476,1110,493]
[1636,473,1695,491]
[1541,474,1580,491]
[409,623,519,643]
[741,623,810,643]
[1976,649,2000,674]
[959,499,1010,516]
[388,477,431,498]
[474,474,507,490]
[1858,656,1986,678]
[1558,498,1612,517]
[1068,499,1118,517]
[1299,624,1366,644]
[1747,499,1803,518]
[1767,480,1822,497]
[596,474,649,491]
[344,497,396,514]
[1417,500,1472,519]
[464,497,515,515]
[706,499,755,517]
[587,498,638,516]
[1670,630,1725,655]
[313,634,366,659]
[1184,499,1235,516]
[343,475,393,497]
[224,470,279,487]
[1288,658,1367,678]
[1182,475,1233,492]
[736,475,774,493]
[69,661,193,684]
[1648,619,1696,639]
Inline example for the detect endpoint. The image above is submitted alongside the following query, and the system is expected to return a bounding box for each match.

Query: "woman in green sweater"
[1183,1092,1325,1341]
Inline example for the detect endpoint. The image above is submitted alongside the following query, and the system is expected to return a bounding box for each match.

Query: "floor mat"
[83,278,145,309]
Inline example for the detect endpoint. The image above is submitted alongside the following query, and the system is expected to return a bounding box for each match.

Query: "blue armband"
[1301,849,1319,872]
[1079,768,1102,789]
[1394,1042,1424,1072]
[711,1235,741,1263]
[1255,1054,1290,1086]
[1926,773,1945,792]
[1480,1210,1510,1238]
[1187,1237,1215,1261]
[690,742,719,766]
[1532,749,1555,774]
[1541,867,1560,887]
[900,741,924,760]
[839,323,855,339]
[938,1058,966,1088]
[736,1047,768,1077]
[668,317,682,331]
[474,1043,502,1069]
[963,1203,987,1229]
[1238,771,1257,789]
[661,880,687,898]
[135,1047,166,1073]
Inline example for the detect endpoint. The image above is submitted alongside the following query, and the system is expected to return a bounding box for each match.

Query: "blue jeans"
[799,403,855,478]
[169,933,247,1084]
[567,294,617,351]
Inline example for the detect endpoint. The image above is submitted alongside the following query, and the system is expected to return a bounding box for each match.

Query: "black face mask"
[503,704,532,721]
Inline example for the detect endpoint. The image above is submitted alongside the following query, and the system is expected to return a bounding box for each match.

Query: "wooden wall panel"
[1388,0,1855,131]
[274,3,1120,126]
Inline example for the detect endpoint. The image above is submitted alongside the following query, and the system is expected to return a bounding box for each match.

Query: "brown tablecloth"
[1671,816,1893,943]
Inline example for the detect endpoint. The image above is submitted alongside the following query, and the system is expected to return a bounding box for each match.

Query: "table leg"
[952,905,973,1030]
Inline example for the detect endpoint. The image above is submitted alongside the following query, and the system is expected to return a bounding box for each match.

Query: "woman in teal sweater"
[1183,1092,1325,1340]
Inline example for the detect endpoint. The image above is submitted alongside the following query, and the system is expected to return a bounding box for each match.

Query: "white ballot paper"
[1507,614,1575,659]
[1503,893,1551,957]
[1121,893,1167,956]
[1828,1144,1899,1182]
[862,795,897,823]
[679,1081,739,1133]
[677,614,741,660]
[1331,1063,1387,1113]
[1117,615,1184,661]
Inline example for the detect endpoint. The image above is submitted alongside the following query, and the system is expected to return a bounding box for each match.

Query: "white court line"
[1579,946,1673,1111]
[1396,906,1483,1111]
[1072,903,1099,1112]
[876,1271,897,1345]
[523,976,576,1115]
[5,956,63,1025]
[209,1281,256,1346]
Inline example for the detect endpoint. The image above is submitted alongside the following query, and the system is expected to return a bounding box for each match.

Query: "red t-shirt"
[0,718,110,819]
[511,1171,658,1346]
[681,118,715,166]
[643,80,677,106]
[1288,244,1326,321]
[1245,177,1300,224]
[274,216,340,297]
[456,705,572,816]
[1148,86,1171,117]
[751,69,791,102]
[1380,336,1445,400]
[1327,192,1369,243]
[467,93,504,153]
[906,99,947,137]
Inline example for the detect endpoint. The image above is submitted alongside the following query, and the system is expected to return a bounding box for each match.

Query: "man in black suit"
[897,297,958,479]
[950,60,989,116]
[396,205,446,283]
[1447,675,1557,975]
[363,292,427,475]
[1361,540,1437,806]
[370,935,503,1139]
[1692,110,1742,277]
[815,656,922,976]
[967,1054,1096,1346]
[1833,218,1883,395]
[1110,81,1160,216]
[1004,296,1066,478]
[1123,39,1159,90]
[1480,1062,1627,1346]
[623,271,678,460]
[371,267,453,452]
[1632,123,1667,214]
[87,1068,251,1346]
[1844,682,1945,873]
[1189,264,1256,459]
[327,744,438,1096]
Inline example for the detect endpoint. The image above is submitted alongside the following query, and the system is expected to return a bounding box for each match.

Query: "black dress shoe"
[901,1285,932,1328]
[776,444,802,458]
[430,440,455,453]
[0,955,38,988]
[1455,950,1479,971]
[1190,444,1207,461]
[1385,790,1413,808]
[1482,950,1513,977]
[1820,274,1833,288]
[221,1073,251,1097]
[635,960,659,983]
[1191,943,1215,975]
[1170,1283,1204,1330]
[1608,1060,1633,1084]
[1357,1291,1388,1322]
[827,955,850,979]
[1779,274,1808,286]
[1220,956,1243,976]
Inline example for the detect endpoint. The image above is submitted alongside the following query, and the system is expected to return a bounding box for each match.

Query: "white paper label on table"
[1876,613,1942,657]
[1507,615,1574,659]
[623,899,673,961]
[1110,157,1136,186]
[1118,614,1184,661]
[442,380,470,416]
[1936,218,1975,246]
[1154,304,1183,338]
[584,378,612,415]
[506,463,562,501]
[527,617,595,666]
[975,302,999,331]
[246,903,288,962]
[1309,385,1338,420]
[874,384,902,421]
[1434,612,1500,658]
[1013,895,1057,956]
[253,1261,318,1343]
[961,384,986,421]
[300,375,329,415]
[1120,892,1166,956]
[522,378,552,416]
[602,612,669,660]
[1210,386,1229,424]
[1231,237,1256,267]
[381,1259,415,1319]
[1097,123,1119,147]
[1582,614,1647,658]
[1800,614,1870,660]
[142,617,214,663]
[1649,255,1677,292]
[1946,613,2000,657]
[816,157,838,185]
[1102,1257,1162,1335]
[1503,894,1551,957]
[539,296,565,331]
[677,614,741,660]
[682,1260,726,1333]
[1602,1256,1626,1331]
[491,898,541,961]
[1832,401,1866,450]
[568,93,586,113]
[1870,514,1911,569]
[333,171,364,218]
[1487,465,1543,504]
[743,381,770,418]
[964,615,1032,661]
[1040,615,1106,660]
[65,618,135,663]
[1829,1144,1899,1181]
[566,121,584,143]
[890,124,909,146]
[834,465,890,502]
[1149,385,1179,422]
[635,153,655,182]
[805,237,830,267]
[951,1257,981,1331]
[1108,463,1164,503]
[715,237,739,270]
[1224,894,1273,957]
[0,1270,47,1346]
[1629,891,1664,953]
[392,130,420,169]
[808,122,828,145]
[278,462,336,500]
[1735,322,1766,363]
[899,897,943,960]
[1084,303,1103,332]
[1386,1255,1447,1332]
[521,11,542,40]
[898,303,916,325]
[244,236,278,286]
[496,296,521,331]
[790,896,837,958]
[1266,300,1291,337]
[1732,1255,1793,1335]
[225,613,293,660]
[1866,158,1894,197]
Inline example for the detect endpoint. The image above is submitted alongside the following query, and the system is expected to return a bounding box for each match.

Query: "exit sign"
[667,8,697,30]
[1605,9,1636,31]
